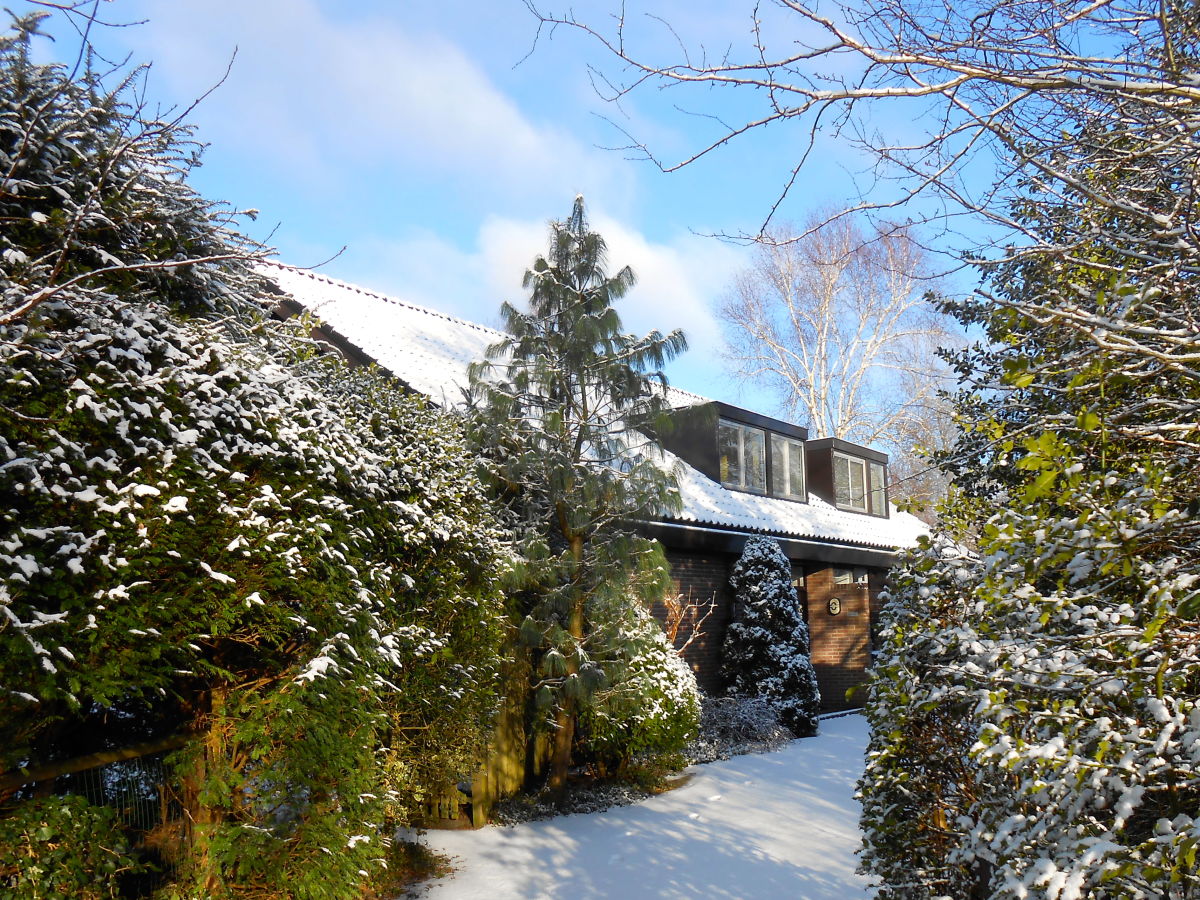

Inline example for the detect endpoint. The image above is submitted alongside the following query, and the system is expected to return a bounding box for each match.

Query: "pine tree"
[721,537,821,737]
[469,195,691,793]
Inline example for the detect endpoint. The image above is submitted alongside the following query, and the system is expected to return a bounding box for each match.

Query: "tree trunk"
[181,687,228,894]
[546,534,586,797]
[546,693,576,797]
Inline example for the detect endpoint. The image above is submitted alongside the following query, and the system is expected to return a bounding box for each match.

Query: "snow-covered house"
[260,262,928,710]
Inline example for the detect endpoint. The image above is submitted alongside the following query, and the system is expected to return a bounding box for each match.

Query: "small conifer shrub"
[721,537,821,736]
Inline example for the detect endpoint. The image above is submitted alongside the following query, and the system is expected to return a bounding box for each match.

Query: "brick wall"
[656,550,886,712]
[656,550,735,694]
[804,567,874,710]
[657,547,892,710]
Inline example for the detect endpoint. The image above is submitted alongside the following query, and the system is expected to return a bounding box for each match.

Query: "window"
[834,567,870,585]
[770,434,806,500]
[833,453,868,511]
[869,462,887,516]
[719,419,765,492]
[834,452,888,516]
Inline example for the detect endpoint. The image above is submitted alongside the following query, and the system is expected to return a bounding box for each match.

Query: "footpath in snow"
[411,713,875,899]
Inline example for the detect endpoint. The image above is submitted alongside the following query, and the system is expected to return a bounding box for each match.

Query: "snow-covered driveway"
[413,713,874,899]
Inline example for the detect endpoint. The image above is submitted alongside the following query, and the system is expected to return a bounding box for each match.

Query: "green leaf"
[1143,612,1167,643]
[1027,469,1058,498]
[1077,409,1101,432]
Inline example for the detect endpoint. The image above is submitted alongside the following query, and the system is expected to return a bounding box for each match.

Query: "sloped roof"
[262,262,928,552]
[664,448,927,550]
[262,263,708,410]
[264,262,497,408]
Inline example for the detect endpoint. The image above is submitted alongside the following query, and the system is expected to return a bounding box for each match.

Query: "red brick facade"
[659,547,885,711]
[803,566,874,710]
[657,550,736,694]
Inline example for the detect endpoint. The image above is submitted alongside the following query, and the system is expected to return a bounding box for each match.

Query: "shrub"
[685,695,792,764]
[578,601,701,772]
[0,796,143,899]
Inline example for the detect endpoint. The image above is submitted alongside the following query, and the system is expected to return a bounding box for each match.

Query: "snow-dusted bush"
[699,696,789,747]
[860,75,1200,893]
[722,537,820,736]
[0,14,506,898]
[579,600,701,770]
[685,695,791,763]
[863,468,1200,900]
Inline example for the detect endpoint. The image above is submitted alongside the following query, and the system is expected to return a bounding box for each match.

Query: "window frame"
[868,461,888,518]
[718,418,767,494]
[833,451,869,512]
[833,451,889,516]
[769,433,807,501]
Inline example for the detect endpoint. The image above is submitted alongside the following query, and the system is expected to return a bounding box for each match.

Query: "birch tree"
[720,215,957,506]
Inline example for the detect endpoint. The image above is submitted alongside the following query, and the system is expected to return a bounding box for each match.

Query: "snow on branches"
[0,13,507,896]
[722,536,820,737]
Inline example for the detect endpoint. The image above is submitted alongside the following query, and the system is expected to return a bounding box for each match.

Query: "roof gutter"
[637,519,903,568]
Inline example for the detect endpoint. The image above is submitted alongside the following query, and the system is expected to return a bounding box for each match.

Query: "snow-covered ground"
[411,713,875,899]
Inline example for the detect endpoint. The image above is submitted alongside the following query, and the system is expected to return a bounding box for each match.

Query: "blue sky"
[19,0,921,409]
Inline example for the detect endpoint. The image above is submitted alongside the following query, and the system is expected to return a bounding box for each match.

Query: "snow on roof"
[663,447,928,550]
[263,262,704,411]
[263,262,499,408]
[263,261,928,552]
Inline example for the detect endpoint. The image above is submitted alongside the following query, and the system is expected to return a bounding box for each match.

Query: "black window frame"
[718,418,811,504]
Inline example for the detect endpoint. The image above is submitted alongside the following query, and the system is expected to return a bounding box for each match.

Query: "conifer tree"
[722,536,821,737]
[469,196,690,793]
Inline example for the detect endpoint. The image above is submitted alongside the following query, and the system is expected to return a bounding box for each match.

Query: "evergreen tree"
[469,195,692,793]
[721,537,820,737]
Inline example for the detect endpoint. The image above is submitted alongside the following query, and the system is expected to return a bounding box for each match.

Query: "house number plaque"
[828,597,842,616]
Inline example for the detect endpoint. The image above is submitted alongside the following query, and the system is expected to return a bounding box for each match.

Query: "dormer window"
[834,452,868,511]
[719,419,766,492]
[834,452,888,516]
[659,402,809,503]
[770,434,806,500]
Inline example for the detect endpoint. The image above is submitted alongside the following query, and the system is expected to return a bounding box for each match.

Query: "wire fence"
[56,754,177,833]
[15,753,184,895]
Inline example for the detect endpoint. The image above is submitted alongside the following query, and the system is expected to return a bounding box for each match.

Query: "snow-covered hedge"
[722,536,821,736]
[859,99,1200,895]
[862,469,1200,899]
[0,14,507,898]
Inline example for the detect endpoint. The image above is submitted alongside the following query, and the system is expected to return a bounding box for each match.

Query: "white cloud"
[334,210,744,395]
[590,214,736,357]
[115,0,626,208]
